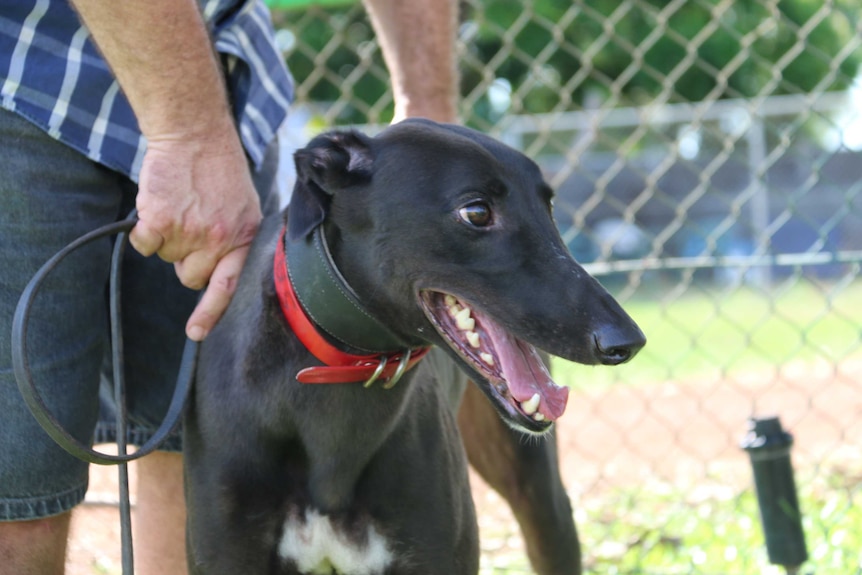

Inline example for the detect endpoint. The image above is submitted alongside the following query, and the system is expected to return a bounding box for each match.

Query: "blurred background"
[74,1,862,573]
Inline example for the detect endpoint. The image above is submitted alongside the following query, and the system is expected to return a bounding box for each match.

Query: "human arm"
[361,0,459,123]
[70,0,260,341]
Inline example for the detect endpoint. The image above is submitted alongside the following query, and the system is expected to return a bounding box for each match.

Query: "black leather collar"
[285,226,408,355]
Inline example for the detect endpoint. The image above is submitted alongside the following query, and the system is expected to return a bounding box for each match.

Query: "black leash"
[11,211,198,575]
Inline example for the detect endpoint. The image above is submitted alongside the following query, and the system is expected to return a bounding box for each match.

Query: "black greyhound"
[184,119,645,574]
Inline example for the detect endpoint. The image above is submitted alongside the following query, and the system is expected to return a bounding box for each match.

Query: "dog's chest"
[277,508,393,574]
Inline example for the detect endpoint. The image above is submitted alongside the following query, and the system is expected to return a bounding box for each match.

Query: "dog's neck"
[274,225,429,386]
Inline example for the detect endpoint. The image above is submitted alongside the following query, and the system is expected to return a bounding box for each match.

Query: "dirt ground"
[66,355,862,574]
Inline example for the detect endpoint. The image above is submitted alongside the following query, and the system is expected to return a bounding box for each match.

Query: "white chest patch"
[277,509,393,575]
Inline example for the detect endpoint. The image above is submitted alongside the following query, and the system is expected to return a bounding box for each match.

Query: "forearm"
[71,0,261,341]
[362,0,458,123]
[71,0,234,140]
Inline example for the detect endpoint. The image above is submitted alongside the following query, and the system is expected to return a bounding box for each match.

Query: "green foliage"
[465,0,862,117]
[274,1,862,125]
[273,5,389,124]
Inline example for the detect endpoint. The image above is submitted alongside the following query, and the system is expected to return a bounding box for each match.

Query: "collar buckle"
[362,356,388,388]
[362,349,411,389]
[381,349,412,389]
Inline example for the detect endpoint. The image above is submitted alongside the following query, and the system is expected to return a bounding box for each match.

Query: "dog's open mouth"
[419,290,569,429]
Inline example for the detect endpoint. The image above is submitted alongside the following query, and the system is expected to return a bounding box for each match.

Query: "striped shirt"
[0,0,294,181]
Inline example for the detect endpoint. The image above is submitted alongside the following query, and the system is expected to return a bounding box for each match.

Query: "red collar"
[274,226,429,385]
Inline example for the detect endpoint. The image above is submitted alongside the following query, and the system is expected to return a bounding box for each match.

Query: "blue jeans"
[0,108,279,520]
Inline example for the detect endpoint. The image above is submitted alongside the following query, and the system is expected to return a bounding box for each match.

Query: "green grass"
[579,479,862,575]
[481,464,862,574]
[552,278,862,389]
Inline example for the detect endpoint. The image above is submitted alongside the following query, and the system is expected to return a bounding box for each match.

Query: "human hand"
[130,129,261,341]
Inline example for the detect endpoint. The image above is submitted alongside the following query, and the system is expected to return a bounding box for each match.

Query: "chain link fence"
[270,1,862,573]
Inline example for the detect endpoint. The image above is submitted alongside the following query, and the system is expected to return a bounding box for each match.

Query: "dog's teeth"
[448,304,461,318]
[455,307,475,331]
[466,331,480,348]
[480,352,494,366]
[444,294,457,307]
[533,412,546,422]
[521,393,540,415]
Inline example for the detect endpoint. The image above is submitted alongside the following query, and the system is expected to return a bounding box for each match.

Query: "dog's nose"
[593,324,646,366]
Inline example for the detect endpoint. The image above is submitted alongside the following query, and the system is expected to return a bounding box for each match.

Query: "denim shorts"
[0,109,279,520]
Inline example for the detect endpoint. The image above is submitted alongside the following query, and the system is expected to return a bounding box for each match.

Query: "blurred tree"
[464,0,862,115]
[271,4,389,125]
[270,0,862,125]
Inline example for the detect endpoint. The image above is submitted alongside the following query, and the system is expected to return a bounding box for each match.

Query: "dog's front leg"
[185,480,277,574]
[184,414,285,575]
[458,383,581,575]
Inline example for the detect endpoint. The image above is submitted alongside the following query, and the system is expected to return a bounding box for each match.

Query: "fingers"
[171,218,258,290]
[173,247,219,290]
[130,206,232,264]
[129,220,166,258]
[184,246,249,341]
[130,216,221,290]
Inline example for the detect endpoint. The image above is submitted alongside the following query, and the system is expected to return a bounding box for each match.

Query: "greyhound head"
[287,118,645,434]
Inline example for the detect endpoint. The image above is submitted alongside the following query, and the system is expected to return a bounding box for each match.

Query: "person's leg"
[133,452,187,575]
[0,110,124,573]
[92,233,194,574]
[85,174,195,574]
[0,513,71,575]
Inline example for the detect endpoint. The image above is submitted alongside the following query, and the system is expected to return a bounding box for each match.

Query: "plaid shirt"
[0,0,293,181]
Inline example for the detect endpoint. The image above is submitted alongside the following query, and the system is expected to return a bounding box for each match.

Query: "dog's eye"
[458,202,493,227]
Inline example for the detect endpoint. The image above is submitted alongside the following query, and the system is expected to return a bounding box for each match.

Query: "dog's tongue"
[481,318,569,421]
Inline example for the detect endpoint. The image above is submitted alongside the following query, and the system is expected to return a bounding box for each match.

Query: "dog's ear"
[287,130,374,241]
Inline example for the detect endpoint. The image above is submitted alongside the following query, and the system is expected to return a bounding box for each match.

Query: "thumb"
[129,220,166,258]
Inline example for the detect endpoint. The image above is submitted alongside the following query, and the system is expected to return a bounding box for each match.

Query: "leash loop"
[12,212,199,575]
[11,213,197,465]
